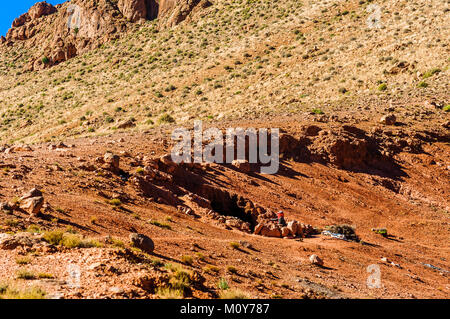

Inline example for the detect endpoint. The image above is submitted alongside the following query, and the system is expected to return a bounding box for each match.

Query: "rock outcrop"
[119,0,149,22]
[118,0,160,22]
[159,0,212,27]
[28,1,57,20]
[12,2,56,28]
[2,0,213,70]
[0,232,42,250]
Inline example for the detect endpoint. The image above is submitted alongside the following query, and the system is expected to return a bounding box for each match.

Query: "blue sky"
[0,1,66,36]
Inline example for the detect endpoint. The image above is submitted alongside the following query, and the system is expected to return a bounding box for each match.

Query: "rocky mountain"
[2,0,211,70]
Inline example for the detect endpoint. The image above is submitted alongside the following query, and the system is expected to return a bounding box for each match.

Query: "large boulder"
[129,233,155,254]
[19,188,44,217]
[104,152,120,172]
[20,196,44,217]
[159,0,212,27]
[259,224,282,238]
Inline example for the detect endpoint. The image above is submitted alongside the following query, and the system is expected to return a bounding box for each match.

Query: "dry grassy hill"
[0,0,448,144]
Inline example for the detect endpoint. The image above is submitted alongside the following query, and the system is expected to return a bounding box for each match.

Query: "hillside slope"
[0,0,448,143]
[0,0,448,300]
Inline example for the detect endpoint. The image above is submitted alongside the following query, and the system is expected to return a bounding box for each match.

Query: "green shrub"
[61,233,102,248]
[108,199,122,206]
[217,278,229,290]
[148,220,172,230]
[37,273,54,279]
[423,68,441,79]
[417,81,428,88]
[157,114,175,124]
[15,257,32,265]
[42,230,64,245]
[311,108,324,115]
[17,269,36,280]
[43,230,101,248]
[203,265,220,274]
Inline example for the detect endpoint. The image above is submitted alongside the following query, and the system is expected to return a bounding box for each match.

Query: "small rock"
[104,152,120,172]
[239,241,253,249]
[88,262,105,271]
[309,254,324,266]
[109,287,124,295]
[380,114,397,125]
[19,188,44,217]
[231,159,251,173]
[117,120,136,129]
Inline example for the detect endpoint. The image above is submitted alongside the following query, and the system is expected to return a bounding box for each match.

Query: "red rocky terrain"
[0,114,448,299]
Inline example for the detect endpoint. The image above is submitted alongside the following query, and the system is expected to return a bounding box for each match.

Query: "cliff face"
[2,0,212,70]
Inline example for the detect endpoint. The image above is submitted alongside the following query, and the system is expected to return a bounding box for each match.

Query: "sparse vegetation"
[219,288,250,299]
[0,284,46,299]
[0,0,447,301]
[203,265,220,274]
[181,255,194,265]
[16,269,36,280]
[157,114,175,125]
[148,220,172,230]
[217,278,229,290]
[15,257,32,265]
[42,230,102,248]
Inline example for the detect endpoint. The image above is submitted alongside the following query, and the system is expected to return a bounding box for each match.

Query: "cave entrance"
[206,190,257,231]
[146,0,159,20]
